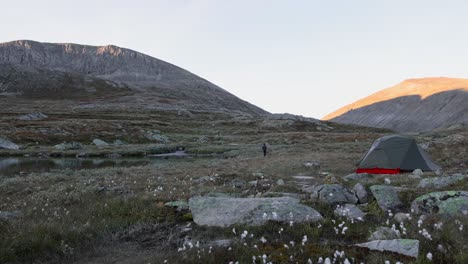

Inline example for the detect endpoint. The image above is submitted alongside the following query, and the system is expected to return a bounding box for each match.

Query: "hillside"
[0,40,267,116]
[323,77,468,131]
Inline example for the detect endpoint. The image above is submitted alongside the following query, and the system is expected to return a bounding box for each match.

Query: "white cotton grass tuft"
[427,252,433,261]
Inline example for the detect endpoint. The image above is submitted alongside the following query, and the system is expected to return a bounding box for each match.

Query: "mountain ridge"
[323,77,468,131]
[0,40,267,116]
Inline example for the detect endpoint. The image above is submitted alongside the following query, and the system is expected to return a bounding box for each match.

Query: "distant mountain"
[0,40,267,116]
[323,77,468,131]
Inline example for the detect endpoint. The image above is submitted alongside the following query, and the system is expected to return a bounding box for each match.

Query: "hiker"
[262,143,267,157]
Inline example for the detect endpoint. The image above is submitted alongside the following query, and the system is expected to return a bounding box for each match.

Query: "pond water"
[0,154,190,177]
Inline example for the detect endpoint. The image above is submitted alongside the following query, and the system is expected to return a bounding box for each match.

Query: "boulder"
[306,184,358,204]
[0,138,20,150]
[17,112,48,121]
[353,183,368,203]
[343,173,372,182]
[92,139,109,146]
[369,185,407,211]
[368,227,401,240]
[54,142,83,150]
[334,204,366,220]
[417,174,467,189]
[188,196,323,227]
[354,239,419,258]
[411,191,468,216]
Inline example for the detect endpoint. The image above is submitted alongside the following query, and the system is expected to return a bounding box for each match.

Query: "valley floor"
[0,107,467,263]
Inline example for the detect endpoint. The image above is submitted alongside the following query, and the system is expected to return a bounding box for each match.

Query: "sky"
[1,0,468,118]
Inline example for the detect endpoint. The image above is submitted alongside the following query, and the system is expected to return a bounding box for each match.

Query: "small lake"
[0,153,191,177]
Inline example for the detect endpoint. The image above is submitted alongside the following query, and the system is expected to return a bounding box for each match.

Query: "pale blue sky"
[1,0,467,118]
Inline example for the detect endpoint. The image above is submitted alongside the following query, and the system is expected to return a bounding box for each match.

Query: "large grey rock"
[54,142,83,150]
[369,227,401,240]
[369,185,407,211]
[417,174,467,189]
[0,138,20,150]
[17,112,48,121]
[92,139,109,146]
[355,239,419,258]
[411,191,468,216]
[334,204,366,220]
[353,183,368,203]
[307,184,358,204]
[189,196,323,227]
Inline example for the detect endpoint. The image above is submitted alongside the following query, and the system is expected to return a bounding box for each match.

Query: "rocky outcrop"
[355,239,419,258]
[411,191,468,216]
[323,77,468,132]
[188,196,323,227]
[352,183,368,203]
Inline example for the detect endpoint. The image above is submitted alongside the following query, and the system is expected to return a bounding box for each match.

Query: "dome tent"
[356,134,440,174]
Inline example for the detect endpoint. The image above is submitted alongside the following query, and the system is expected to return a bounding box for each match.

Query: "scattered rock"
[393,212,411,223]
[417,174,467,189]
[384,178,391,185]
[209,239,232,248]
[412,169,424,176]
[0,210,21,220]
[354,239,419,258]
[334,204,366,220]
[303,161,320,169]
[17,112,48,121]
[146,130,169,143]
[113,140,125,146]
[353,183,368,203]
[92,139,109,146]
[306,184,358,204]
[411,191,468,216]
[54,142,83,150]
[369,227,401,240]
[0,138,20,150]
[229,178,246,189]
[255,179,273,192]
[165,201,189,211]
[188,196,323,227]
[369,185,407,211]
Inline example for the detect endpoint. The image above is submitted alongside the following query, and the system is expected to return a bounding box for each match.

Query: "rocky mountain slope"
[0,40,267,115]
[323,77,468,131]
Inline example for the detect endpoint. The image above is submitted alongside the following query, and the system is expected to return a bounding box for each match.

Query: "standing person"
[262,143,267,157]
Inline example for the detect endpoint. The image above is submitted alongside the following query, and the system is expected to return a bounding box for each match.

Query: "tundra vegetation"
[0,109,467,264]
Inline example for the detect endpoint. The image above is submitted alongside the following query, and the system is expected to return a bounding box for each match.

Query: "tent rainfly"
[356,134,441,174]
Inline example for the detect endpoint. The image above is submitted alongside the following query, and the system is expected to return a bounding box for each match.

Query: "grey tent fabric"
[357,135,441,172]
